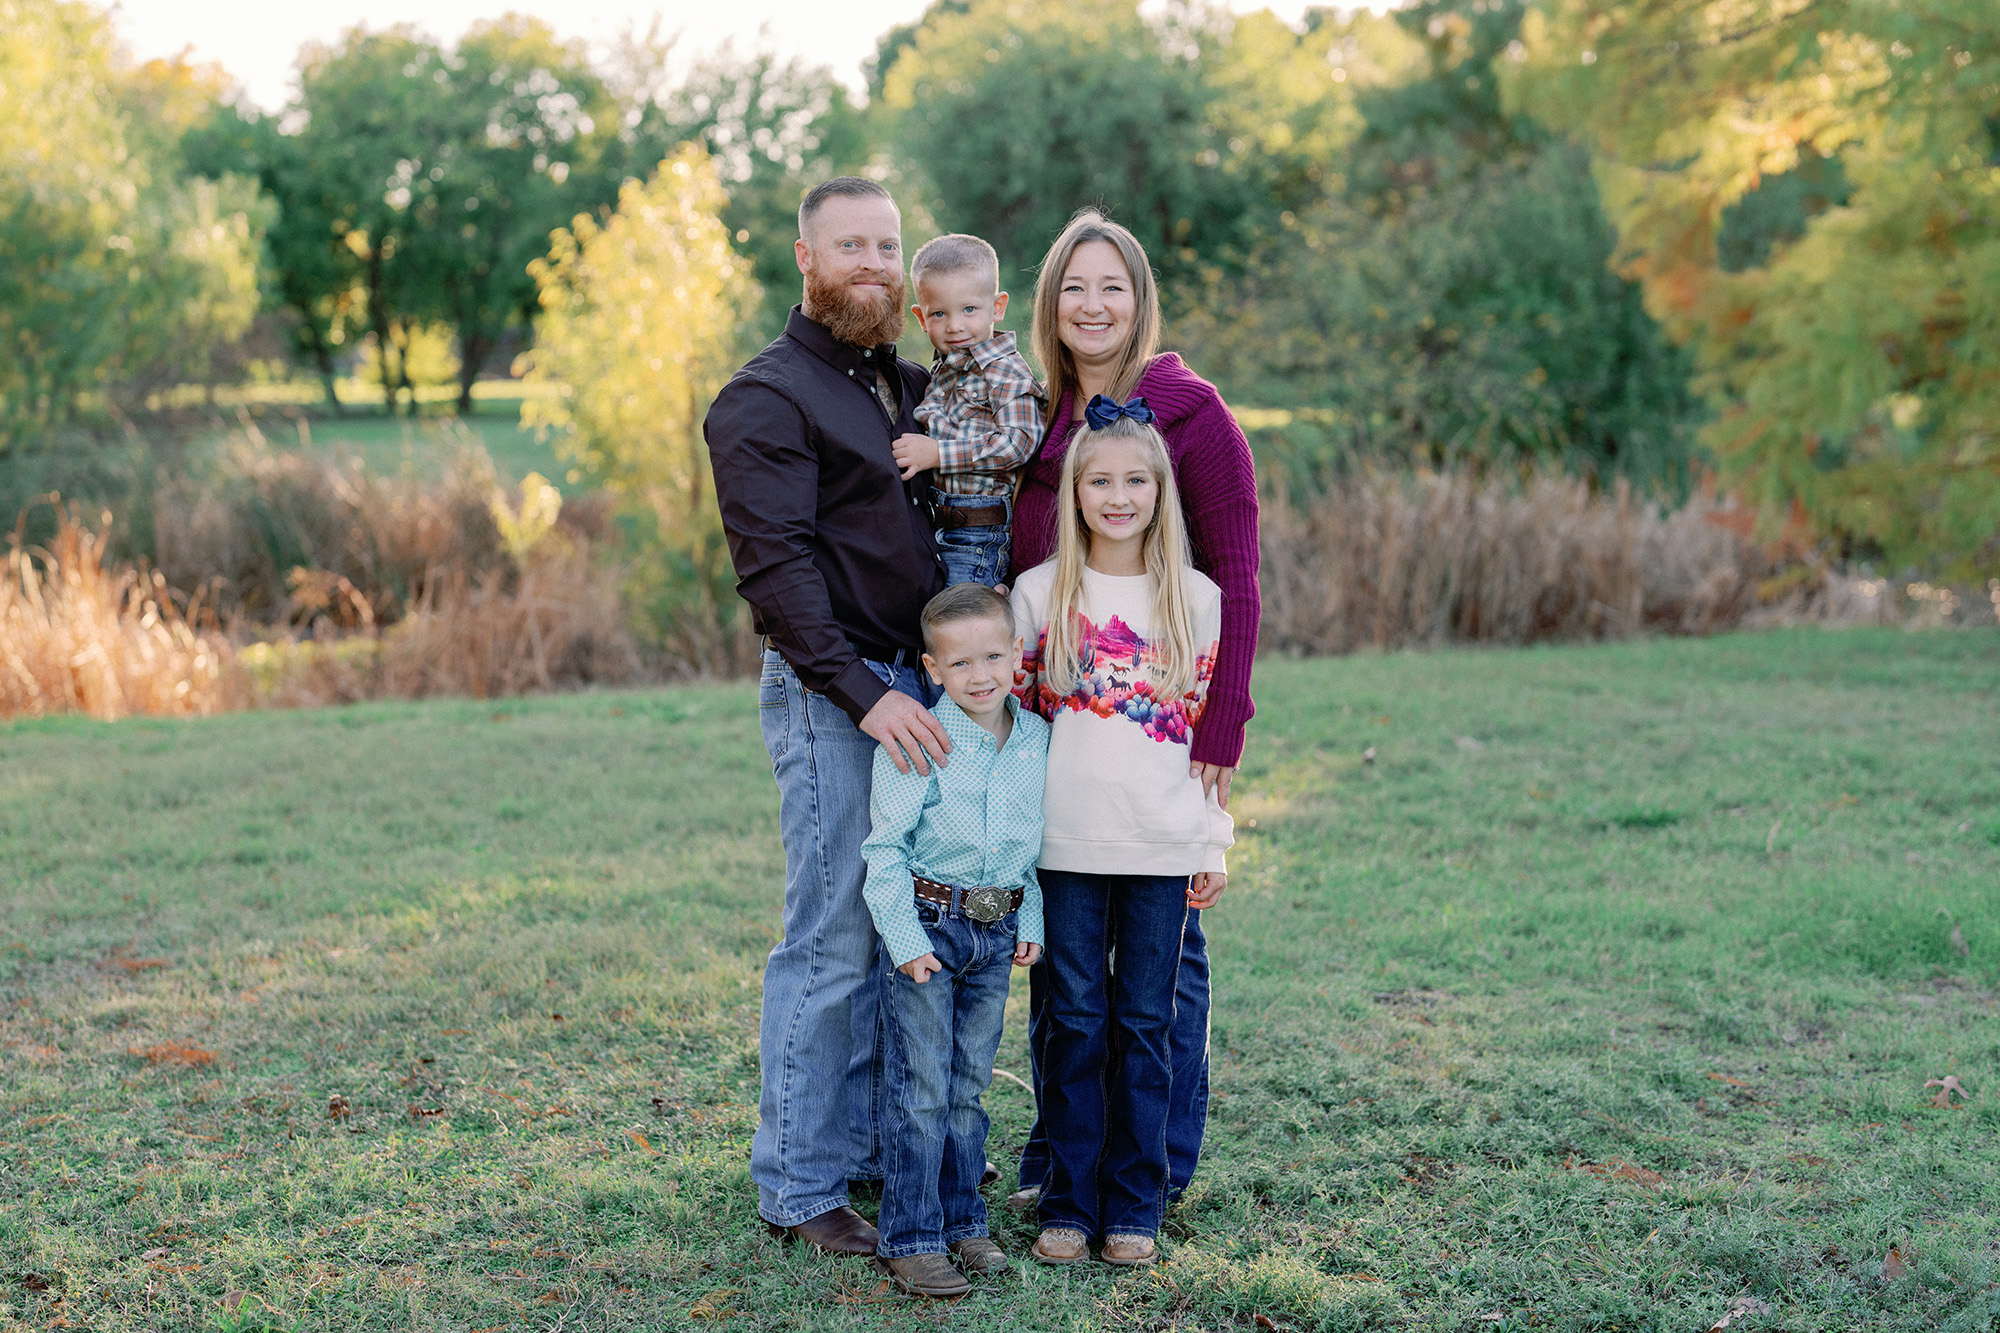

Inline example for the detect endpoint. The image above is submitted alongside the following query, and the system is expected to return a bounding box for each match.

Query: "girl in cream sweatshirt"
[1007,400,1231,1268]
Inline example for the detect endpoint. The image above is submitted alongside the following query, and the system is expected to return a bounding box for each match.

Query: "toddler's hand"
[891,432,941,480]
[899,952,943,983]
[1013,942,1041,967]
[1187,872,1227,910]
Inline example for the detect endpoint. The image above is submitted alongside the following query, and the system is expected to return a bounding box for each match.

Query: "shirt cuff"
[827,657,891,726]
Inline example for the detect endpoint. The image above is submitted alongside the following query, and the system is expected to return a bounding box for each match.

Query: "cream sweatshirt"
[1010,561,1233,876]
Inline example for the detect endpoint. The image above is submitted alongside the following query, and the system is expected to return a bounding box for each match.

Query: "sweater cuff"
[1191,689,1253,767]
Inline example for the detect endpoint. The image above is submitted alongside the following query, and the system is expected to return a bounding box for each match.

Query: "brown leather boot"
[1030,1227,1088,1264]
[948,1236,1010,1275]
[764,1205,878,1255]
[882,1252,972,1298]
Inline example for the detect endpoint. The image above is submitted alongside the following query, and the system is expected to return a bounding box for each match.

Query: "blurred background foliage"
[1,0,1995,583]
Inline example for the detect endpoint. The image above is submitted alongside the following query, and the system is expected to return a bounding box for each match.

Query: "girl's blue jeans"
[1018,908,1211,1201]
[876,902,1017,1258]
[1035,869,1189,1240]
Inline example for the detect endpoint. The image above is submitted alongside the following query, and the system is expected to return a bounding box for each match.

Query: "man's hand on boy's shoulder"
[891,432,940,480]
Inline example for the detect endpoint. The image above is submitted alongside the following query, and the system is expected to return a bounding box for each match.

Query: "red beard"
[804,265,907,348]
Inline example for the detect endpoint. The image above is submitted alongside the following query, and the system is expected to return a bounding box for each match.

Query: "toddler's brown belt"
[912,874,1023,924]
[934,500,1008,530]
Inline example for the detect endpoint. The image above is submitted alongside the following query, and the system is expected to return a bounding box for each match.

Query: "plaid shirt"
[913,331,1045,496]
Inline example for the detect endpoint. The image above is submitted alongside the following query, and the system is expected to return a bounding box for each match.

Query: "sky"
[109,0,1364,111]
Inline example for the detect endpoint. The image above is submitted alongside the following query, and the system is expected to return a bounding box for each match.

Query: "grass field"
[229,403,578,494]
[2,629,1997,1332]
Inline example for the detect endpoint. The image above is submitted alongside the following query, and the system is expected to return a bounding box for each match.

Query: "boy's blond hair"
[911,233,1000,292]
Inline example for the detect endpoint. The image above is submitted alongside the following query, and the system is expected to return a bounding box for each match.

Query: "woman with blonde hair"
[1009,403,1233,1265]
[1010,208,1260,1213]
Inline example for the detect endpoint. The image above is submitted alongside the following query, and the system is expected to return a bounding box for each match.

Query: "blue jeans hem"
[877,1240,949,1258]
[760,1194,853,1229]
[941,1223,990,1244]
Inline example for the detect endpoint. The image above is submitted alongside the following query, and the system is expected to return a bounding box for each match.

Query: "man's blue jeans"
[1035,869,1188,1240]
[1018,907,1210,1199]
[752,648,935,1227]
[933,493,1010,589]
[877,901,1016,1258]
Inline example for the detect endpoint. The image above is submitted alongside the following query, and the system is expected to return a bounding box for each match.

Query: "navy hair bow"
[1083,394,1156,431]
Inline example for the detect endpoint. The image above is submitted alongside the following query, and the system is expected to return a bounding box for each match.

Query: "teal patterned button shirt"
[860,693,1049,967]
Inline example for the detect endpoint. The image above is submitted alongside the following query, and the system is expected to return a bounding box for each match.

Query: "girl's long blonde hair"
[1031,210,1161,415]
[1041,417,1198,700]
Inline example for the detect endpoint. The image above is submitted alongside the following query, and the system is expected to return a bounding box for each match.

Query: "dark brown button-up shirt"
[705,307,945,724]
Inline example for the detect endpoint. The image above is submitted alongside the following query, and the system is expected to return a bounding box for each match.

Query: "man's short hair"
[911,234,1000,292]
[920,582,1014,653]
[798,177,894,242]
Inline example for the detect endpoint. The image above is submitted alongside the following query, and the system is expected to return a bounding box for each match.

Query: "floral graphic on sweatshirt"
[1016,613,1215,745]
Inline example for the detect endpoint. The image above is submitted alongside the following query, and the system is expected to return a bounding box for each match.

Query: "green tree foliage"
[520,147,761,670]
[1515,0,2000,574]
[879,0,1352,293]
[1180,0,1697,486]
[0,0,266,450]
[607,38,869,337]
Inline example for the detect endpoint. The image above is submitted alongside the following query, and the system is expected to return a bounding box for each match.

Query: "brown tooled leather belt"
[934,500,1008,530]
[912,874,1023,924]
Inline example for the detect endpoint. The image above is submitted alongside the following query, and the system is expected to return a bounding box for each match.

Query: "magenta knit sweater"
[1010,353,1260,768]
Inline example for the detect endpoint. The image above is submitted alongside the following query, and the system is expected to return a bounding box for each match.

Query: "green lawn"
[233,402,581,494]
[2,629,1997,1332]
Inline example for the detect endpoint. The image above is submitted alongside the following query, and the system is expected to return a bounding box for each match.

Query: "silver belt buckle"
[960,886,1007,924]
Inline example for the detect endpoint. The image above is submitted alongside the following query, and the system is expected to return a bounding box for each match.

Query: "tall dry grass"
[1258,468,1759,653]
[1,512,246,720]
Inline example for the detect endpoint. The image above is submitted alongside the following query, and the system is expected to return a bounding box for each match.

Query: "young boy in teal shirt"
[860,582,1048,1297]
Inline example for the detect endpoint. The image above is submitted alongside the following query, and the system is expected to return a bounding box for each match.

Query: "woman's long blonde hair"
[1040,417,1198,700]
[1031,210,1161,415]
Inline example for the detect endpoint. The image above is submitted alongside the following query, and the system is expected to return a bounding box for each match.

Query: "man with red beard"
[705,177,952,1256]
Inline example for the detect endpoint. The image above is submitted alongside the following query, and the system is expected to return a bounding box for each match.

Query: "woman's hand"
[1187,872,1227,910]
[1013,942,1041,967]
[1191,762,1235,808]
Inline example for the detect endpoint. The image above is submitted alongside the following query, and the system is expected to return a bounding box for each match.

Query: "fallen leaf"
[439,1029,472,1036]
[327,1095,350,1120]
[689,1287,742,1319]
[406,1104,444,1121]
[1924,1075,1970,1108]
[1707,1072,1752,1088]
[1880,1246,1907,1280]
[100,957,168,973]
[1574,1157,1663,1188]
[141,1247,167,1261]
[1705,1294,1773,1330]
[1255,1316,1282,1332]
[131,1042,215,1068]
[627,1129,660,1155]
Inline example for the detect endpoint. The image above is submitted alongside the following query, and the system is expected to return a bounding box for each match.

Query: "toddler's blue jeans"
[933,492,1011,588]
[877,901,1017,1258]
[1035,869,1189,1240]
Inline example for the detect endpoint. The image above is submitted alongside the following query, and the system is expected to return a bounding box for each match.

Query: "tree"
[1178,0,1698,486]
[519,147,761,671]
[0,0,266,449]
[1514,0,2000,575]
[607,38,869,338]
[403,17,610,413]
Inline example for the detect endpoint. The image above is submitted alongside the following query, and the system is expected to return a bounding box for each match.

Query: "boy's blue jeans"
[752,648,936,1228]
[1035,869,1189,1240]
[877,901,1017,1258]
[933,492,1010,588]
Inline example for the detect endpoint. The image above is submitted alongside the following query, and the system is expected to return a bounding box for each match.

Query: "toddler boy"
[860,583,1048,1297]
[893,234,1045,588]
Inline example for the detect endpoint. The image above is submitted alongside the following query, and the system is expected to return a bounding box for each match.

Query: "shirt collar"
[934,690,1020,750]
[935,329,1018,375]
[785,304,901,378]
